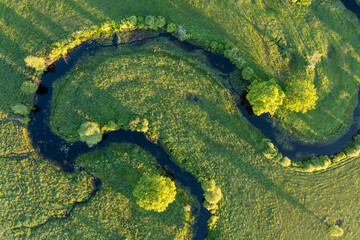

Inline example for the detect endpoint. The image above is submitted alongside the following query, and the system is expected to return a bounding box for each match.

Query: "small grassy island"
[2,0,360,239]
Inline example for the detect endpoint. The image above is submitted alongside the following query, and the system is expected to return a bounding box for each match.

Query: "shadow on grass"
[196,100,328,227]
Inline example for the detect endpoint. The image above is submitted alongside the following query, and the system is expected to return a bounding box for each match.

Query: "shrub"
[344,134,360,158]
[177,25,190,40]
[136,16,146,29]
[208,215,219,230]
[310,156,331,170]
[24,56,46,71]
[12,104,30,115]
[329,225,344,237]
[202,180,222,211]
[145,15,166,30]
[130,118,149,133]
[242,67,254,81]
[20,81,38,94]
[133,174,176,212]
[78,122,102,147]
[21,116,31,125]
[155,16,166,29]
[279,157,292,167]
[246,79,285,115]
[167,23,177,33]
[101,121,118,132]
[292,0,311,6]
[332,152,347,163]
[284,79,318,113]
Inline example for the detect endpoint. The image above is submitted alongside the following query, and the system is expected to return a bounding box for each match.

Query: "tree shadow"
[0,2,53,48]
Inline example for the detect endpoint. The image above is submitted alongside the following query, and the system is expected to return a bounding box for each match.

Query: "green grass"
[50,48,360,239]
[1,0,360,142]
[0,122,94,239]
[28,143,194,240]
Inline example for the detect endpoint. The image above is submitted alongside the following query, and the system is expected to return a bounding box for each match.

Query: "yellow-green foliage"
[78,122,102,147]
[20,81,38,94]
[202,180,222,211]
[12,104,30,115]
[0,120,93,238]
[242,67,253,81]
[24,56,46,71]
[329,225,344,237]
[247,79,285,115]
[284,79,318,113]
[130,118,149,133]
[133,174,176,212]
[0,122,33,156]
[302,156,331,172]
[344,134,360,158]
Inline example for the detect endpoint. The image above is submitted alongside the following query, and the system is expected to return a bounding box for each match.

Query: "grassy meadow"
[50,48,360,239]
[0,121,94,239]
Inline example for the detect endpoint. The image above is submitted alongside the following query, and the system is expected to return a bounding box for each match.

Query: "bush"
[292,0,311,6]
[246,79,285,115]
[332,152,347,163]
[78,122,102,147]
[101,121,118,132]
[130,118,149,133]
[208,215,219,230]
[133,174,176,212]
[20,81,38,94]
[279,157,292,167]
[177,25,190,40]
[242,67,254,81]
[136,16,146,29]
[167,23,177,33]
[12,104,30,115]
[24,56,46,71]
[284,79,318,113]
[344,134,360,158]
[202,180,222,211]
[302,156,331,172]
[329,225,344,237]
[145,15,166,30]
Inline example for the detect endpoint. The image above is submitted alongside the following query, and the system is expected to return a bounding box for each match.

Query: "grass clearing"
[50,47,360,238]
[0,121,94,239]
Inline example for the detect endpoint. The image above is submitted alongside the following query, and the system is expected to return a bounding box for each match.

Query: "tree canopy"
[133,174,176,212]
[283,79,318,113]
[24,56,47,71]
[78,122,102,147]
[246,79,285,116]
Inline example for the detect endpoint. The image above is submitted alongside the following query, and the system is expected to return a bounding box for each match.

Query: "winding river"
[27,1,360,239]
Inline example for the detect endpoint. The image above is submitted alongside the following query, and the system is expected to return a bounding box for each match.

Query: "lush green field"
[0,121,94,239]
[50,48,360,239]
[28,143,194,239]
[1,0,360,142]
